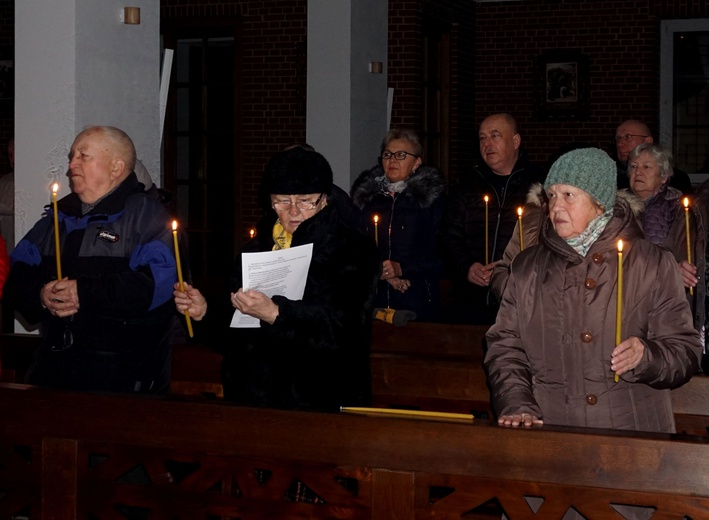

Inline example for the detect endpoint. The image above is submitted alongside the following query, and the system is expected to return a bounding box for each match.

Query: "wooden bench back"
[2,323,709,435]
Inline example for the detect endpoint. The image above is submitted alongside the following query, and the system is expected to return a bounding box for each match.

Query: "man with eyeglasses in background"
[441,113,546,324]
[614,119,693,194]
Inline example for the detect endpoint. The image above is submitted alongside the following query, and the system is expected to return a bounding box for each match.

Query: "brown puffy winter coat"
[485,195,702,433]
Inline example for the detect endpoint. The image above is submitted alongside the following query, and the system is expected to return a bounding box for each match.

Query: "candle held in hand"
[684,198,693,296]
[615,239,623,383]
[484,195,489,264]
[52,183,62,280]
[172,220,194,338]
[517,207,524,251]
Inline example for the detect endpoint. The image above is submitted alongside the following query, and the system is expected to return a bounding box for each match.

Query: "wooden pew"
[3,324,709,436]
[370,320,492,417]
[2,384,709,519]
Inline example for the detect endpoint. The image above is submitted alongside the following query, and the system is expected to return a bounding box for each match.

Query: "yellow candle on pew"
[341,406,474,424]
[172,220,194,338]
[615,239,623,383]
[52,183,62,280]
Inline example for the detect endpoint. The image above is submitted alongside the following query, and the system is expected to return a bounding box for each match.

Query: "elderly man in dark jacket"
[441,113,546,324]
[5,126,178,393]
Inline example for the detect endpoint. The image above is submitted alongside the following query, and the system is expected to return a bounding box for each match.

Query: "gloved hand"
[373,307,417,327]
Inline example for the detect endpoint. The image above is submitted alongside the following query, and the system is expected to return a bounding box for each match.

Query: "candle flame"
[517,207,523,217]
[374,215,379,224]
[484,195,489,203]
[249,228,255,238]
[52,183,59,194]
[683,197,690,209]
[617,239,623,252]
[172,220,178,231]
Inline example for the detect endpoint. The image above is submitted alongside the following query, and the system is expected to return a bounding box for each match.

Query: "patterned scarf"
[376,175,407,194]
[564,210,613,257]
[272,220,292,250]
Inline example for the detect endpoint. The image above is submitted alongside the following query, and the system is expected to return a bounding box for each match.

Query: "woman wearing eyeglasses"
[350,128,446,322]
[174,147,380,411]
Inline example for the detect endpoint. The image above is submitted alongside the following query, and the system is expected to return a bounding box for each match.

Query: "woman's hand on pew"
[498,413,543,428]
[173,282,207,321]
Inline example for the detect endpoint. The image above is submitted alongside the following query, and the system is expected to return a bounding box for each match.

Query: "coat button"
[592,253,604,264]
[586,394,598,405]
[580,332,593,343]
[584,278,597,289]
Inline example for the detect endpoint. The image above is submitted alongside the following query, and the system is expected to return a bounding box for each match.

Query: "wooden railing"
[2,384,709,518]
[2,322,709,434]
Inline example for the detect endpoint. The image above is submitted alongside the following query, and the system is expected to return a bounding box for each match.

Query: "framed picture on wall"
[533,49,589,121]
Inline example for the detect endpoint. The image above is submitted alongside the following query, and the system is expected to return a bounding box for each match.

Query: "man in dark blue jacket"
[4,126,178,393]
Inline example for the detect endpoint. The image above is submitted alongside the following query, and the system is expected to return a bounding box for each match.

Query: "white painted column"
[13,0,160,332]
[307,0,388,191]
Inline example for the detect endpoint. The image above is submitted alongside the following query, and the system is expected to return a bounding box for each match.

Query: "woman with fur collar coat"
[351,129,446,322]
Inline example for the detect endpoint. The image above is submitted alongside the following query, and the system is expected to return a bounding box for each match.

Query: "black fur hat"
[261,147,333,200]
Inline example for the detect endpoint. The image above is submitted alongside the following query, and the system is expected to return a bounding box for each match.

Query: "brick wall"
[161,0,308,227]
[473,0,709,170]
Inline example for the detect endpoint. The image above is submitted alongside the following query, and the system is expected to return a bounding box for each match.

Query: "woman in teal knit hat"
[485,147,702,434]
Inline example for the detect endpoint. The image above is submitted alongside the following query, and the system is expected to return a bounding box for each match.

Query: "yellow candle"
[172,220,194,338]
[684,197,693,296]
[373,214,379,247]
[517,207,524,251]
[484,195,489,264]
[615,239,623,383]
[249,228,255,240]
[52,183,62,280]
[340,406,473,424]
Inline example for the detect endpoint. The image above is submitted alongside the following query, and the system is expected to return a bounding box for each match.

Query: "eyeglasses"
[614,134,649,144]
[272,194,324,211]
[381,151,419,161]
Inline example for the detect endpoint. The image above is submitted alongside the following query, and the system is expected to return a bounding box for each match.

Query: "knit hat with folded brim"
[544,147,617,211]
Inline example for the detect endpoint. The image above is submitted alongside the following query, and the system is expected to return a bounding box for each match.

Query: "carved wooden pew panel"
[1,385,709,519]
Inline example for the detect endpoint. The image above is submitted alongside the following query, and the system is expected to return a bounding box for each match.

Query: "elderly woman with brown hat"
[485,147,701,433]
[174,147,380,411]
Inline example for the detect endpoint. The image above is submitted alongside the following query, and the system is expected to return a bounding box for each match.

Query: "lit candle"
[517,207,524,251]
[615,239,623,383]
[52,183,62,280]
[373,214,379,247]
[484,195,489,264]
[684,197,693,296]
[249,228,255,240]
[172,220,194,338]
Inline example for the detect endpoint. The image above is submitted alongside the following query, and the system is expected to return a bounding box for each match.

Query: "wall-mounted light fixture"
[123,7,141,25]
[369,62,383,74]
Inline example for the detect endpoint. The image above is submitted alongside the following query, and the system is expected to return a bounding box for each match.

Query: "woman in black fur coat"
[174,148,380,411]
[351,129,446,321]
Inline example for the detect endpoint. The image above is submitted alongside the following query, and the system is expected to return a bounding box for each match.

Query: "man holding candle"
[4,126,178,393]
[441,113,545,324]
[485,148,701,433]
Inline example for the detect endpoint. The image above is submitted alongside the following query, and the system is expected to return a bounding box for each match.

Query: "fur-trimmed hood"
[350,164,445,210]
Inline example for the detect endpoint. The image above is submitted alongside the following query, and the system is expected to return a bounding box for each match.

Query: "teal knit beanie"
[544,148,617,211]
